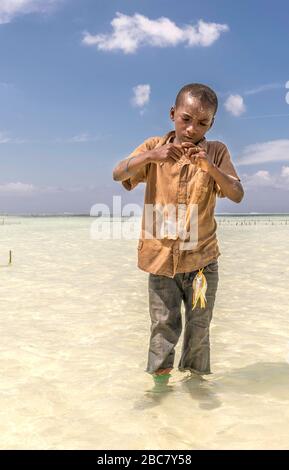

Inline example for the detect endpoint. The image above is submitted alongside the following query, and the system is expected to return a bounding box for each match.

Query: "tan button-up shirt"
[121,130,241,278]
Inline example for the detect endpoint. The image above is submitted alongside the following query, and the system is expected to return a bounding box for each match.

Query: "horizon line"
[1,212,289,217]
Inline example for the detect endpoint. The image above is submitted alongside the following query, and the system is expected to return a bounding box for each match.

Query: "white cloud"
[241,168,289,192]
[281,166,289,180]
[0,182,70,194]
[0,182,119,198]
[244,83,283,96]
[0,131,105,145]
[70,133,92,143]
[0,131,31,144]
[67,133,101,143]
[286,81,289,105]
[0,0,63,24]
[219,82,283,99]
[237,139,289,165]
[255,170,271,180]
[54,133,107,143]
[0,182,35,193]
[241,171,273,188]
[131,84,150,108]
[82,12,229,54]
[224,94,246,116]
[239,113,289,120]
[252,170,272,184]
[0,131,10,143]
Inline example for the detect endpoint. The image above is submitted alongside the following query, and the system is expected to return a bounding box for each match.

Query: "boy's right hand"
[149,144,183,164]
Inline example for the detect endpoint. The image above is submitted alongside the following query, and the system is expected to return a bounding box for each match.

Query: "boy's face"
[170,94,215,145]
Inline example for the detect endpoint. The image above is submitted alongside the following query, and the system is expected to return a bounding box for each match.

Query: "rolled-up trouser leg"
[178,261,219,375]
[146,273,183,375]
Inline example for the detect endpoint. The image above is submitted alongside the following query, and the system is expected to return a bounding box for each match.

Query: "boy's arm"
[113,137,183,191]
[210,143,244,202]
[209,165,244,203]
[113,151,152,183]
[112,138,158,191]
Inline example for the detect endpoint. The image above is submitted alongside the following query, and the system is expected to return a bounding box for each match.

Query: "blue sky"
[0,0,289,214]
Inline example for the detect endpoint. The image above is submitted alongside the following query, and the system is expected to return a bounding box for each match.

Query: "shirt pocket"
[190,170,212,203]
[137,239,162,252]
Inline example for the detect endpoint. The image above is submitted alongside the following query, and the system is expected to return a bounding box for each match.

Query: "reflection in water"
[136,373,222,411]
[216,362,289,400]
[181,374,222,410]
[1,216,289,449]
[134,382,174,410]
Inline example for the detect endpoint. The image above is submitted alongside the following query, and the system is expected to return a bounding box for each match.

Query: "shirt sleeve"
[121,137,158,191]
[214,143,241,198]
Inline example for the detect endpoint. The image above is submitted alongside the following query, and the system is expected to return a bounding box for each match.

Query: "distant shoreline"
[1,213,289,218]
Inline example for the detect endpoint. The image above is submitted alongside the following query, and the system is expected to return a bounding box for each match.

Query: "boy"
[113,83,244,385]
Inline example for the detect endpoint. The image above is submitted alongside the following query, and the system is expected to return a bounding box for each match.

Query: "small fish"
[192,268,207,310]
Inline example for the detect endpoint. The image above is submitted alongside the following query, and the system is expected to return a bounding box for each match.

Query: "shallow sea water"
[0,215,289,450]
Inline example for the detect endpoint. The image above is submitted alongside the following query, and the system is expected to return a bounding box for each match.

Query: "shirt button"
[173,248,180,255]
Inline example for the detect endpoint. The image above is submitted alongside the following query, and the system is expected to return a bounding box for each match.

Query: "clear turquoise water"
[1,215,289,449]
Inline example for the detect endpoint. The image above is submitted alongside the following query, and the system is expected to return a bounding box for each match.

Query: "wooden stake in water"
[0,250,12,267]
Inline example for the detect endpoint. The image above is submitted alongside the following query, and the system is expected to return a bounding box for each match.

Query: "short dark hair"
[175,83,218,115]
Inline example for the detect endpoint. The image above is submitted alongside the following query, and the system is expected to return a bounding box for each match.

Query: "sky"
[0,0,289,214]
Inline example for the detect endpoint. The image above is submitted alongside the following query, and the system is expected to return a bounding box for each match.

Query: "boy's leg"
[146,273,183,375]
[178,261,219,375]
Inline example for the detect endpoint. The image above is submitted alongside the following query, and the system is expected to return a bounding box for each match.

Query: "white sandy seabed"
[0,215,289,450]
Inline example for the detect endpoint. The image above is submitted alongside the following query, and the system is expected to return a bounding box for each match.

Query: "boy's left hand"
[181,142,213,173]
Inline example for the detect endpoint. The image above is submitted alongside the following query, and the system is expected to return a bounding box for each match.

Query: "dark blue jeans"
[146,260,219,375]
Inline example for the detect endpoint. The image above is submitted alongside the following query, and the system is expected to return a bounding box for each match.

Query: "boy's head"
[170,83,218,145]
